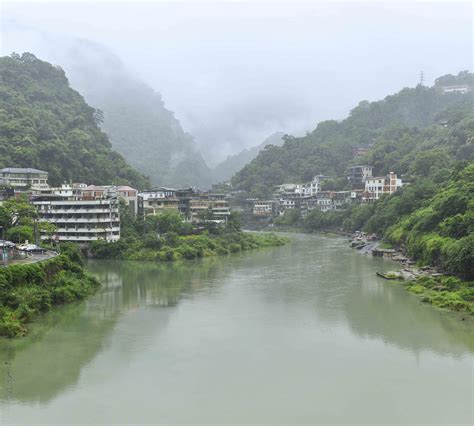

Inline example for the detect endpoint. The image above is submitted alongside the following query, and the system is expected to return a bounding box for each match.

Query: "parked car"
[16,244,46,253]
[0,240,15,248]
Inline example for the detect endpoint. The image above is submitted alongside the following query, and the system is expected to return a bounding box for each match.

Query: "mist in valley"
[1,1,471,186]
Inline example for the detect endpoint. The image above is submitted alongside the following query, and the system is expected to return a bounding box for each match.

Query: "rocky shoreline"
[349,232,445,281]
[349,232,474,316]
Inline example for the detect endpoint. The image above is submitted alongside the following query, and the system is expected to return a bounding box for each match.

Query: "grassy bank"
[88,208,288,262]
[405,276,474,315]
[0,244,100,337]
[90,231,288,262]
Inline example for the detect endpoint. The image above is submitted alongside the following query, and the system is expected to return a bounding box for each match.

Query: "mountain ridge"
[231,72,473,197]
[0,52,148,188]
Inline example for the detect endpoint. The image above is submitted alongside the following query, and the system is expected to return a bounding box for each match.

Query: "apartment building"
[364,172,402,202]
[138,188,194,219]
[0,168,49,189]
[138,191,180,217]
[33,184,120,243]
[346,165,373,186]
[253,200,274,217]
[189,193,231,223]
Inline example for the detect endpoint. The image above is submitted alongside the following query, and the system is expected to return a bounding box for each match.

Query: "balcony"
[54,227,121,233]
[42,207,118,214]
[41,235,120,242]
[38,217,119,223]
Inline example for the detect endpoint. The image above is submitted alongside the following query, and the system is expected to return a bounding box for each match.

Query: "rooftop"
[0,167,48,174]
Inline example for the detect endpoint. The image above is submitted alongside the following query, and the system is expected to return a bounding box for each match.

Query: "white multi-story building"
[33,184,120,243]
[364,172,402,202]
[0,167,49,189]
[364,176,385,200]
[316,193,334,212]
[35,199,120,243]
[442,85,471,94]
[98,185,138,216]
[308,175,331,196]
[278,198,298,215]
[253,200,273,217]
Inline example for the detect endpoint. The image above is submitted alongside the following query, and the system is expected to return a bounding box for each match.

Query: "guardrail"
[0,249,59,268]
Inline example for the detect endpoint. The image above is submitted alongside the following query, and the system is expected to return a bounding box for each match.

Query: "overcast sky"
[1,0,472,162]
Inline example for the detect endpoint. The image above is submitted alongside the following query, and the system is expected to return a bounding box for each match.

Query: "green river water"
[0,234,473,424]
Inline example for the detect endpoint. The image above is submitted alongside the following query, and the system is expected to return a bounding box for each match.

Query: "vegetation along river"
[0,234,473,424]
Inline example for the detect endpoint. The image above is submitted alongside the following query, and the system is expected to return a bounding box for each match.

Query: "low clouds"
[1,1,472,163]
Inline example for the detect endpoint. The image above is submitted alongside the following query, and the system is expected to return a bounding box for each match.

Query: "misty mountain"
[232,73,474,197]
[0,53,148,188]
[42,38,213,188]
[212,132,285,182]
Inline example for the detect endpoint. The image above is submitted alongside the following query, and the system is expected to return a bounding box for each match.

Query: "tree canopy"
[0,53,149,188]
[231,77,473,198]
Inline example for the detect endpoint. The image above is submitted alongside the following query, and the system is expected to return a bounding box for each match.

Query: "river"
[0,234,473,424]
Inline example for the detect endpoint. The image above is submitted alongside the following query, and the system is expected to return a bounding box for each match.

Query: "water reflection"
[0,301,117,404]
[267,234,474,356]
[241,234,474,357]
[0,234,473,411]
[0,257,233,404]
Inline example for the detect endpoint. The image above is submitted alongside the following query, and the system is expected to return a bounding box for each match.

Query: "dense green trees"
[90,210,287,262]
[299,162,473,278]
[0,53,148,188]
[232,80,473,197]
[434,70,473,88]
[232,72,473,278]
[0,196,37,243]
[0,243,99,337]
[385,163,474,278]
[0,195,57,244]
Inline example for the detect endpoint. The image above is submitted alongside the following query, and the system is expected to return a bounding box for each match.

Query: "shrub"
[229,243,241,253]
[177,244,198,259]
[407,284,425,294]
[0,248,100,337]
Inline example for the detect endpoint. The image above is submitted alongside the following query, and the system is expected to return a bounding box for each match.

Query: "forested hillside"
[59,40,213,187]
[237,71,473,278]
[0,53,148,188]
[302,159,473,278]
[212,132,284,182]
[232,72,473,198]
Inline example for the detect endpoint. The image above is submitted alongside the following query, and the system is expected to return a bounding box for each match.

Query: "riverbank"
[3,233,473,424]
[0,243,100,337]
[349,232,474,316]
[89,230,288,262]
[271,226,473,316]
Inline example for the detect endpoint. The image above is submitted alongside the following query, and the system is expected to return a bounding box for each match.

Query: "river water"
[0,234,473,424]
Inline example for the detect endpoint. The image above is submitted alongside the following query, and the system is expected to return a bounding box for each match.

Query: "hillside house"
[0,168,49,189]
[364,172,402,202]
[346,165,373,187]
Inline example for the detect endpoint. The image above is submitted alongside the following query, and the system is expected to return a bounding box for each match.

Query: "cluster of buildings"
[245,165,403,220]
[0,163,404,242]
[0,167,231,245]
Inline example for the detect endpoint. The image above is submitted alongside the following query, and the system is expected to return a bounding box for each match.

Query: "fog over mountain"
[1,1,472,167]
[213,132,285,183]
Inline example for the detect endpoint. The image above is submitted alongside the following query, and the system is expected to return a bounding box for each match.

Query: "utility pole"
[0,226,7,266]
